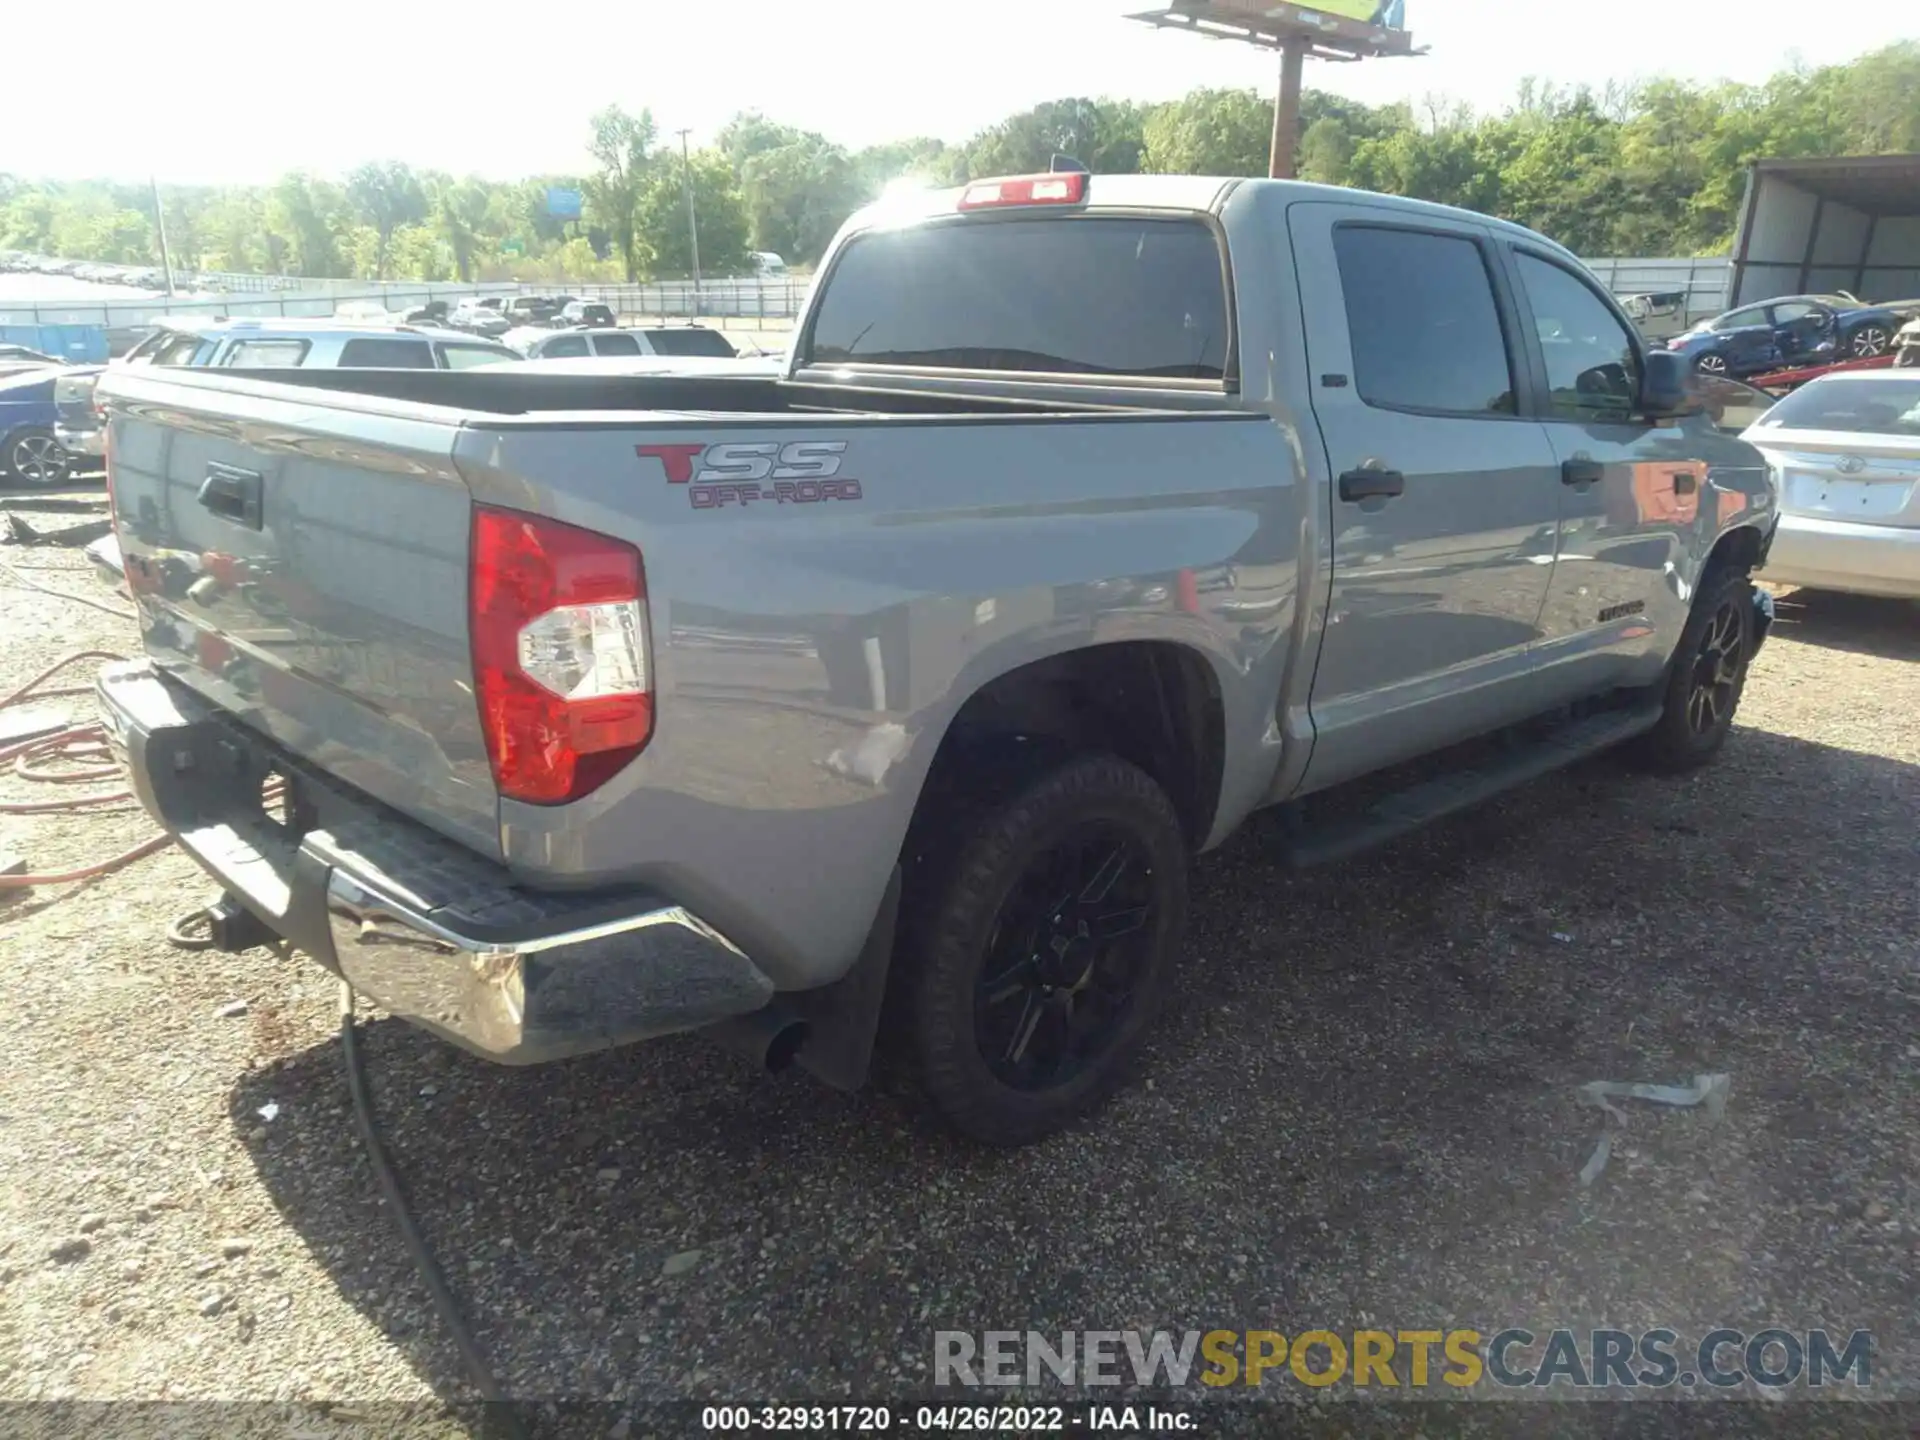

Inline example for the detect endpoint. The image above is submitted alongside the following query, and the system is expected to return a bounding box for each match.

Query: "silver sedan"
[1744,370,1920,600]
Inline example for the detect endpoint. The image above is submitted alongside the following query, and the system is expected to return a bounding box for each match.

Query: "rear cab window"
[437,343,511,370]
[804,215,1230,381]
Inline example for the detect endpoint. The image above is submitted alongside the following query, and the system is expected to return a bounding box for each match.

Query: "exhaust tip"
[764,1020,809,1073]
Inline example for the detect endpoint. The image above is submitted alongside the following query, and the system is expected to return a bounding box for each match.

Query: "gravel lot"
[2,483,1916,1431]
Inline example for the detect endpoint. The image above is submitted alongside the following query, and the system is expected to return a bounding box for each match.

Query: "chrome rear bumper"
[97,659,775,1064]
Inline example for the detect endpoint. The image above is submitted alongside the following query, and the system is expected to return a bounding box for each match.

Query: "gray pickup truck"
[96,172,1777,1145]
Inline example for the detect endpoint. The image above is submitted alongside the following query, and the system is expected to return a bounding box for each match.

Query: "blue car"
[1664,294,1903,379]
[0,369,75,486]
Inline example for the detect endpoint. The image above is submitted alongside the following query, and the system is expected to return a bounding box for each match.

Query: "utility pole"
[1269,39,1306,179]
[150,175,177,297]
[676,128,703,307]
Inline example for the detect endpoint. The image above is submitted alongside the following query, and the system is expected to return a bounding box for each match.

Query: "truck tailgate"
[102,370,501,856]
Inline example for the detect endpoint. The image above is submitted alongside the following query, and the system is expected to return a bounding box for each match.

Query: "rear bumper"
[54,424,105,458]
[97,660,775,1064]
[1762,513,1920,600]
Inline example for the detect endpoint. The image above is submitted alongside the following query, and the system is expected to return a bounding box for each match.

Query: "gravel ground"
[2,484,1917,1433]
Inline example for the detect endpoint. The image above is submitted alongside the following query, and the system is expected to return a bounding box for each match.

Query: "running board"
[1285,703,1664,870]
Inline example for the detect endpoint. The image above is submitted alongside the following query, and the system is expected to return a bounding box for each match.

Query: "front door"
[1288,206,1566,791]
[1506,247,1705,697]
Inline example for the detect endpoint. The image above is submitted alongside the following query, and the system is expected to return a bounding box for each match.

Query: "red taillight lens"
[956,172,1088,210]
[470,505,653,805]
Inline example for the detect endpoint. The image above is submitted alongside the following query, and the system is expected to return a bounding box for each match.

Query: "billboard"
[1201,0,1406,32]
[1309,0,1404,25]
[545,187,584,221]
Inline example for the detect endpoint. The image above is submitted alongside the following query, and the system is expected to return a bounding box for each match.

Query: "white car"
[1744,369,1920,599]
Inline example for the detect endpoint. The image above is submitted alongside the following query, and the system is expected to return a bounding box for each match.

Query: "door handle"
[198,463,263,530]
[1561,458,1605,487]
[1338,467,1406,502]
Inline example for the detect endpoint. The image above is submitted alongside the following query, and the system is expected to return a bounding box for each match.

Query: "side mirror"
[1639,349,1700,419]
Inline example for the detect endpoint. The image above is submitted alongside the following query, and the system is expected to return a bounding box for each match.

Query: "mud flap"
[788,865,901,1092]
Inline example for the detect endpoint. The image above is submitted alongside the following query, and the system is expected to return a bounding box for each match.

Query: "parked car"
[1664,295,1903,378]
[499,294,569,329]
[1747,370,1920,599]
[96,171,1777,1146]
[0,370,75,486]
[53,317,516,456]
[0,344,67,379]
[750,251,789,278]
[449,297,511,337]
[508,324,739,361]
[556,300,617,329]
[1895,317,1920,370]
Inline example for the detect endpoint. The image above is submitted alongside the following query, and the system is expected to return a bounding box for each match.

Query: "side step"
[1285,703,1664,870]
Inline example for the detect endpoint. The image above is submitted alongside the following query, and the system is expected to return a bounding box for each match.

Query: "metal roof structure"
[1745,154,1920,217]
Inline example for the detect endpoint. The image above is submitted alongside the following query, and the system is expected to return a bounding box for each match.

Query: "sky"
[6,0,1912,185]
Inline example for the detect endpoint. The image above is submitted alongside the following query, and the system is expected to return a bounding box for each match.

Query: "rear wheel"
[901,753,1187,1147]
[1849,324,1893,359]
[2,427,70,487]
[1632,567,1756,773]
[1694,352,1729,377]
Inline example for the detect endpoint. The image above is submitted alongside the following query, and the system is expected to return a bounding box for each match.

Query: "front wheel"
[2,427,71,487]
[1631,568,1757,773]
[901,753,1188,1146]
[1694,352,1729,377]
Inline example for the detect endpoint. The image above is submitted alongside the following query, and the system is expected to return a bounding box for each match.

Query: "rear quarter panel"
[453,409,1304,988]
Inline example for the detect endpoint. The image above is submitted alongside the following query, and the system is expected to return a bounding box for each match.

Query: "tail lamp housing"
[470,505,653,805]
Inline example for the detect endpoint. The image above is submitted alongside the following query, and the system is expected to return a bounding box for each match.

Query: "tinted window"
[337,338,435,368]
[150,333,211,366]
[592,332,643,357]
[808,217,1228,380]
[1514,252,1641,421]
[542,334,591,358]
[1753,377,1920,437]
[1770,301,1819,323]
[1694,376,1776,434]
[645,328,737,358]
[1333,226,1514,415]
[222,339,310,368]
[1715,307,1768,331]
[438,344,511,370]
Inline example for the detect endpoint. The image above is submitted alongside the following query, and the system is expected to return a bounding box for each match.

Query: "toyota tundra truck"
[95,171,1777,1145]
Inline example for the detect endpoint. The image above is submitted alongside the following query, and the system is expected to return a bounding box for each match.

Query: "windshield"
[806,215,1229,381]
[1751,377,1920,437]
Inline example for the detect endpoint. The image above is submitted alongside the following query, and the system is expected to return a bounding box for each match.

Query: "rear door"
[1288,205,1564,788]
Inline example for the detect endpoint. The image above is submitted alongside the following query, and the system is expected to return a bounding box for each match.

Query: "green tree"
[585,105,656,281]
[741,136,866,264]
[433,176,494,282]
[346,161,428,279]
[964,98,1146,178]
[1142,88,1272,175]
[636,148,751,279]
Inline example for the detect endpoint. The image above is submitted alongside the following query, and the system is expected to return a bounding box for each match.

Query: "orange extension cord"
[0,650,173,890]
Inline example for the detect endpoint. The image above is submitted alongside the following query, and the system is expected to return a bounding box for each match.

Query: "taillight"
[469,505,653,805]
[956,172,1089,210]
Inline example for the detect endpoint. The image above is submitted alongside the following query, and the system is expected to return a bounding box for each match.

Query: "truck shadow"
[1766,586,1919,662]
[226,725,1920,1407]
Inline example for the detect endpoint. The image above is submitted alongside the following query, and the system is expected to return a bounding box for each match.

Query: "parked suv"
[54,317,515,456]
[510,324,738,361]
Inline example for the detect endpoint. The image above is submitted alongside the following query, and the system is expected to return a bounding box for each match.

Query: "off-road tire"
[1632,566,1757,773]
[899,753,1188,1147]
